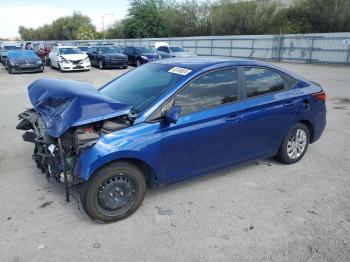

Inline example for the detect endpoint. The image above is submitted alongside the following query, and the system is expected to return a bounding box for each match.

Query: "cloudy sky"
[0,0,130,38]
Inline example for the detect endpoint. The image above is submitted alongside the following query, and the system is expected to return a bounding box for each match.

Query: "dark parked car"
[0,44,21,65]
[38,42,58,65]
[17,57,326,222]
[87,46,128,69]
[77,46,89,54]
[6,50,44,74]
[122,46,161,66]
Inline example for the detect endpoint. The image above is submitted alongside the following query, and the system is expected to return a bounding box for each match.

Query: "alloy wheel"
[287,129,307,159]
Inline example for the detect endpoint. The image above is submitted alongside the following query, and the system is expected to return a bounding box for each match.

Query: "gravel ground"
[0,62,349,262]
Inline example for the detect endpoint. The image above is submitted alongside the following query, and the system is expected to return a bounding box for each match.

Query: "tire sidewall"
[81,162,146,223]
[279,123,310,164]
[99,60,104,69]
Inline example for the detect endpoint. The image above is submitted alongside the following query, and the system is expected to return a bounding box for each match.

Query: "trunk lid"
[28,78,131,137]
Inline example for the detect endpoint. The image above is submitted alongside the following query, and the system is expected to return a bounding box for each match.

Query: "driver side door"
[159,68,244,183]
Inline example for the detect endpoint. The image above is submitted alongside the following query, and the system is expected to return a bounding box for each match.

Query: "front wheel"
[81,161,146,223]
[7,62,14,74]
[276,123,309,164]
[136,59,142,67]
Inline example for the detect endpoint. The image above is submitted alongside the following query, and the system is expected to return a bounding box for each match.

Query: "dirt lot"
[0,62,349,262]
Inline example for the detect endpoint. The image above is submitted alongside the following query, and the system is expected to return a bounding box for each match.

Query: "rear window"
[244,67,284,98]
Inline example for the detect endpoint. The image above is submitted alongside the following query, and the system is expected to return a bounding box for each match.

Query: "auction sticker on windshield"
[168,67,192,75]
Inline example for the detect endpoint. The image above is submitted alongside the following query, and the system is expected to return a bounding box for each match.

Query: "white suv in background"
[49,46,91,71]
[155,43,196,58]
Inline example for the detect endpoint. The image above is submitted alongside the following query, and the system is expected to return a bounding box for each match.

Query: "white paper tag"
[168,67,192,75]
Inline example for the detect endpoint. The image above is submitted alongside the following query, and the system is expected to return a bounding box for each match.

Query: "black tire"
[136,59,142,67]
[98,60,104,69]
[58,63,63,72]
[7,62,14,74]
[276,123,309,164]
[45,57,50,66]
[48,59,53,68]
[81,161,146,223]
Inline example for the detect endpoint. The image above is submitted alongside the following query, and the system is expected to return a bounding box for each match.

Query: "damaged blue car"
[17,57,326,222]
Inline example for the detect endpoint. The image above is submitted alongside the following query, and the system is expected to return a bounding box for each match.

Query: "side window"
[158,46,169,53]
[244,67,284,98]
[175,68,238,115]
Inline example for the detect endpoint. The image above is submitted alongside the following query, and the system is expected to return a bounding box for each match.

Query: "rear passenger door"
[238,67,299,158]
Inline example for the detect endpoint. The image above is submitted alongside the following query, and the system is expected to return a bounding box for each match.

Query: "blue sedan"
[17,57,326,222]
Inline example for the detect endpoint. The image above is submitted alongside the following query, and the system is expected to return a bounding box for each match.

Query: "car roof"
[153,56,258,70]
[58,46,79,48]
[152,56,304,79]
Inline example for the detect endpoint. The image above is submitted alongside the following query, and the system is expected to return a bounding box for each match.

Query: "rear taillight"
[313,91,326,102]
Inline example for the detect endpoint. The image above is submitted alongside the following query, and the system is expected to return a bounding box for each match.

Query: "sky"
[0,0,131,38]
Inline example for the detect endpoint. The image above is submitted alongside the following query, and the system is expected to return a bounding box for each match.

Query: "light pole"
[102,13,114,40]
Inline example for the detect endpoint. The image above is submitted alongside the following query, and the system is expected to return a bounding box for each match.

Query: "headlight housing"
[36,60,42,65]
[9,60,17,66]
[83,57,90,63]
[59,56,70,63]
[140,55,148,61]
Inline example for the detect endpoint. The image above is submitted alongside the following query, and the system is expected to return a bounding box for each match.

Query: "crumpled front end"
[17,78,135,200]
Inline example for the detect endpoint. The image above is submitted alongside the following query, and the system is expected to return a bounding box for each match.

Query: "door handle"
[283,101,295,107]
[226,114,241,122]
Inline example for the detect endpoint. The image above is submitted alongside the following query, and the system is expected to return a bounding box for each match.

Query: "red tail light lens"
[83,126,94,132]
[313,91,326,102]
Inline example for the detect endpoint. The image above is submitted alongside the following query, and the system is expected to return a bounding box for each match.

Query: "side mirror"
[166,106,181,124]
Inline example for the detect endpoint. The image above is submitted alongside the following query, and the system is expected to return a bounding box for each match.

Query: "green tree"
[18,12,97,40]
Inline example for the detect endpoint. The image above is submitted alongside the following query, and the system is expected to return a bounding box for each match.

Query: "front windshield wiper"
[128,108,138,121]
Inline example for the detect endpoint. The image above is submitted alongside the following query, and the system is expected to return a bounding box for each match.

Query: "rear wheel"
[48,59,53,68]
[44,56,51,66]
[276,123,309,164]
[136,59,142,67]
[98,60,104,69]
[81,161,146,223]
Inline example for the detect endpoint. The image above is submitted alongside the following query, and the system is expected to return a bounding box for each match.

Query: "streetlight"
[102,13,114,40]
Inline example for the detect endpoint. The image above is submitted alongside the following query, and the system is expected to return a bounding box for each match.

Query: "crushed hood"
[28,78,131,137]
[61,54,88,61]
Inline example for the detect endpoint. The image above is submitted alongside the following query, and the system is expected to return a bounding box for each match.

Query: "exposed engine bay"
[17,109,132,187]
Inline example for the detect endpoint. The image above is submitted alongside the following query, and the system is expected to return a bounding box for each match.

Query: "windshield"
[170,46,186,52]
[78,46,89,51]
[135,47,152,53]
[5,46,21,51]
[100,63,185,113]
[59,47,82,55]
[98,47,122,54]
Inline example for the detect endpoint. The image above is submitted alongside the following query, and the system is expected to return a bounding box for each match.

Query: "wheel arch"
[83,155,158,188]
[299,119,314,143]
